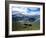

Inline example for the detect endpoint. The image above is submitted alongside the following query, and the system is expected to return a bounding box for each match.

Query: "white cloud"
[12,7,40,15]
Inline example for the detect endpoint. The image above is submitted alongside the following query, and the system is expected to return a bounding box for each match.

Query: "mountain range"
[12,13,40,22]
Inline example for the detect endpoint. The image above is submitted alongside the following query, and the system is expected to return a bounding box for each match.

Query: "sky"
[12,6,40,15]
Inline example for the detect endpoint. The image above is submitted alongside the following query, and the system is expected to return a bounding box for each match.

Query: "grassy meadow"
[12,19,40,31]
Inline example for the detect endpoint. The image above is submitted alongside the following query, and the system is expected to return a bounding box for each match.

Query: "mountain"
[12,13,40,22]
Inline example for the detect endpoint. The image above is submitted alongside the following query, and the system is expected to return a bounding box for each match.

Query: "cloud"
[12,6,40,15]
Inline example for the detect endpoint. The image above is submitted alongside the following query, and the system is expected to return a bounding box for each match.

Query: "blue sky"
[12,6,40,15]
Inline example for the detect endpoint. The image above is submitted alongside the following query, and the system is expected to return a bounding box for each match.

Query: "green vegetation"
[12,20,40,31]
